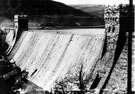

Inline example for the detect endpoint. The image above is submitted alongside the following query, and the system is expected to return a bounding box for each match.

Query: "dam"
[8,29,105,91]
[0,4,130,94]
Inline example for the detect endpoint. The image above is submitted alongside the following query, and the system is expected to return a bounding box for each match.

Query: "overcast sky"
[53,0,132,5]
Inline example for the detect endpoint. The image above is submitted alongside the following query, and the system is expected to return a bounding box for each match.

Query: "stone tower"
[97,5,128,93]
[14,15,28,41]
[104,5,120,52]
[14,15,28,32]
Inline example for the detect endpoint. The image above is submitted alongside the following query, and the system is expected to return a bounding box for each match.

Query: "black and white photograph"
[0,0,134,94]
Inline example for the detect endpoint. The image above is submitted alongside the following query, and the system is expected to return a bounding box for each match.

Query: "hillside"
[70,4,105,19]
[0,0,104,27]
[0,0,90,17]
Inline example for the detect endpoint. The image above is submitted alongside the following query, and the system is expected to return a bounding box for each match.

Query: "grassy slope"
[69,4,105,19]
[0,3,105,28]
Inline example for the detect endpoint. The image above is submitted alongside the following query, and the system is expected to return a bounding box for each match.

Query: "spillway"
[8,29,105,91]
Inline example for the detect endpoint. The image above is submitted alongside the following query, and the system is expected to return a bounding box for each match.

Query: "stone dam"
[0,5,131,94]
[8,29,105,91]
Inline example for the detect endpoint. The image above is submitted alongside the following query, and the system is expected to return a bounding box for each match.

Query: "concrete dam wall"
[8,29,105,91]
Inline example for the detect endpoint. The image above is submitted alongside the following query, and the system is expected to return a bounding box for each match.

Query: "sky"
[53,0,133,5]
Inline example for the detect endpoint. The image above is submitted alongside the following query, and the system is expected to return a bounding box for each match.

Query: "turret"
[14,15,28,31]
[104,5,120,51]
[14,15,28,41]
